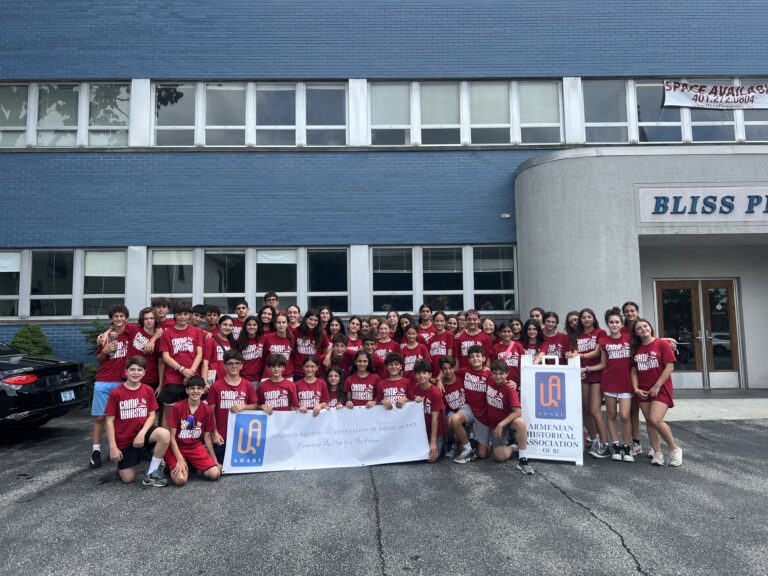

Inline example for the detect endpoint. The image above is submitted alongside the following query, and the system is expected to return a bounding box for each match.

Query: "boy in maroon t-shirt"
[486,360,533,475]
[104,356,170,486]
[152,297,176,329]
[362,335,387,379]
[166,376,221,486]
[257,354,299,413]
[438,355,466,458]
[410,360,445,463]
[447,345,492,464]
[376,352,412,409]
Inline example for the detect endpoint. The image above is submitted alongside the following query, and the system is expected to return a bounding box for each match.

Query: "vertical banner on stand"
[521,355,583,466]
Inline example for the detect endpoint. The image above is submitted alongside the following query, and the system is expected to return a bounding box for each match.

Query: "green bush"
[81,320,110,355]
[10,324,54,357]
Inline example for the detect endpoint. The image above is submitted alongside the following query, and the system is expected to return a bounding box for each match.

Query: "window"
[89,84,130,146]
[519,81,562,143]
[83,251,126,315]
[0,252,21,316]
[205,83,245,146]
[420,82,460,145]
[422,247,463,311]
[370,83,410,146]
[155,83,196,146]
[744,78,768,141]
[372,248,413,312]
[306,84,346,146]
[204,251,245,311]
[256,250,297,307]
[0,85,28,148]
[583,79,628,143]
[635,80,682,142]
[30,251,74,316]
[256,84,296,146]
[37,84,79,147]
[688,78,736,142]
[151,250,193,300]
[470,82,511,144]
[307,249,348,312]
[473,246,515,312]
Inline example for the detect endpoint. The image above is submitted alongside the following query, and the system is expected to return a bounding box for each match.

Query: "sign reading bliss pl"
[639,187,768,224]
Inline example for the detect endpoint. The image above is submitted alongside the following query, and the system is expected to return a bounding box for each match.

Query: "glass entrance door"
[655,280,741,389]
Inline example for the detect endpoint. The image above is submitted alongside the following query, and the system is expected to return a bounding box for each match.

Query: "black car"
[0,343,89,430]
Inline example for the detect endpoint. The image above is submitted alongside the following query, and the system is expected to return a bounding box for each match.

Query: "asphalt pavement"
[1,402,767,576]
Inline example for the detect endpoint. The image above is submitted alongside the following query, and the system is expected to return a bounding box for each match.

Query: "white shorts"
[604,392,634,399]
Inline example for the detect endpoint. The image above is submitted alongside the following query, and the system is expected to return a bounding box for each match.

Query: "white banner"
[520,356,583,466]
[664,80,768,109]
[223,402,429,473]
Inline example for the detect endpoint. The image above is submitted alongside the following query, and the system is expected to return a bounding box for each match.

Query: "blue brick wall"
[0,324,95,365]
[0,150,538,247]
[0,1,765,79]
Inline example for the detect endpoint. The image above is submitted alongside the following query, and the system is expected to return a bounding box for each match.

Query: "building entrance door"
[655,280,741,389]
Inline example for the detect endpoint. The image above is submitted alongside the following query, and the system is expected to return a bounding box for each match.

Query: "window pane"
[204,252,245,293]
[585,126,628,143]
[638,125,682,142]
[371,84,410,126]
[256,85,295,126]
[372,129,409,146]
[0,85,28,127]
[421,83,459,125]
[471,127,510,144]
[205,129,245,146]
[155,130,195,146]
[89,84,130,127]
[152,250,193,294]
[306,86,345,126]
[0,131,25,147]
[636,82,680,123]
[83,297,124,316]
[470,82,509,124]
[473,247,514,290]
[31,252,73,296]
[0,272,19,296]
[373,248,412,292]
[0,300,18,316]
[156,84,196,126]
[308,250,347,292]
[256,263,296,292]
[688,79,734,122]
[38,84,79,128]
[421,128,460,145]
[204,296,249,313]
[30,300,72,317]
[84,250,126,295]
[519,82,560,124]
[422,293,463,311]
[206,84,245,126]
[520,127,561,144]
[308,295,348,312]
[373,295,413,313]
[256,130,295,145]
[423,247,462,291]
[743,110,768,121]
[89,130,129,146]
[307,129,345,146]
[691,125,735,142]
[745,125,768,141]
[583,80,627,123]
[474,293,515,312]
[36,130,77,147]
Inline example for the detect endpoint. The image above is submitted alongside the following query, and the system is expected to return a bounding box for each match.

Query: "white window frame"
[517,80,564,144]
[368,82,412,146]
[634,79,683,144]
[148,248,195,302]
[582,79,630,144]
[87,82,131,147]
[82,249,127,317]
[306,247,350,313]
[419,81,462,146]
[468,80,513,146]
[370,246,415,313]
[203,82,247,147]
[741,76,768,142]
[471,245,517,314]
[254,82,298,147]
[0,251,22,317]
[0,84,29,148]
[28,249,76,318]
[255,248,299,308]
[35,83,81,148]
[421,245,466,313]
[151,82,197,147]
[304,82,349,147]
[202,249,247,309]
[685,77,737,143]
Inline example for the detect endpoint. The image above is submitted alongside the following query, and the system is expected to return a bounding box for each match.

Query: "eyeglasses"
[225,361,242,366]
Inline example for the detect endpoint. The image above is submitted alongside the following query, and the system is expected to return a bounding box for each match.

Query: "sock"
[92,444,101,452]
[147,456,163,474]
[518,450,528,460]
[633,438,640,444]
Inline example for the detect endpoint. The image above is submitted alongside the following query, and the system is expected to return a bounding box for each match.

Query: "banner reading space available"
[664,80,768,110]
[223,402,429,473]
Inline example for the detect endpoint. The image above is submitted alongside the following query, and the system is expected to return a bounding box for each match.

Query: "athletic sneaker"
[622,444,635,462]
[585,437,593,453]
[648,447,655,460]
[142,468,169,487]
[611,444,623,461]
[668,447,683,467]
[89,450,102,469]
[444,445,456,459]
[453,448,476,464]
[516,458,534,475]
[651,450,665,466]
[630,441,643,457]
[592,442,612,459]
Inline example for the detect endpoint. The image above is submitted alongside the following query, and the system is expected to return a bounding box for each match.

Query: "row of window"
[3,78,767,148]
[0,246,515,319]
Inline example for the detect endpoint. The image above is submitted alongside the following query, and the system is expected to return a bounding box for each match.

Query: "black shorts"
[117,426,159,470]
[213,442,226,465]
[158,384,187,405]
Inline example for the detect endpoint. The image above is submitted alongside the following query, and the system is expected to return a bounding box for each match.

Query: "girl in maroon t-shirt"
[428,311,454,377]
[261,313,295,379]
[325,366,346,409]
[126,307,163,389]
[509,317,523,341]
[201,315,236,386]
[400,325,432,375]
[417,303,436,345]
[346,316,363,353]
[286,304,302,337]
[541,311,570,365]
[522,319,544,362]
[344,351,379,408]
[491,322,525,385]
[235,316,264,383]
[631,319,682,467]
[257,305,276,335]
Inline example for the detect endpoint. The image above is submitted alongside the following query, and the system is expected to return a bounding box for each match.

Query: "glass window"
[372,248,413,312]
[83,251,126,315]
[519,81,562,143]
[688,79,736,142]
[205,83,245,146]
[420,82,460,145]
[30,251,73,316]
[473,246,515,312]
[307,249,348,312]
[151,250,193,296]
[0,85,28,148]
[256,250,297,308]
[370,83,410,146]
[0,252,21,316]
[423,247,463,311]
[470,82,511,144]
[636,80,682,143]
[203,251,245,311]
[306,84,346,146]
[37,84,78,147]
[155,83,196,146]
[583,79,628,143]
[743,78,768,141]
[88,83,130,146]
[256,84,296,146]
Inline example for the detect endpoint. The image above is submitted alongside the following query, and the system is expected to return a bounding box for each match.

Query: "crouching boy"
[166,376,221,486]
[486,360,534,475]
[104,356,170,486]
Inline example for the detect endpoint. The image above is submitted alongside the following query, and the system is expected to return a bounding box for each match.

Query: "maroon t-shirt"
[344,372,379,406]
[453,331,492,369]
[428,330,455,376]
[95,329,132,382]
[208,377,257,440]
[409,382,446,438]
[105,383,158,449]
[598,333,633,394]
[240,336,264,381]
[293,332,330,376]
[158,325,204,385]
[345,336,362,354]
[441,373,466,413]
[374,339,400,361]
[261,333,295,379]
[417,323,437,345]
[126,325,160,384]
[203,336,233,385]
[256,378,299,411]
[232,318,245,340]
[576,328,606,383]
[376,376,412,404]
[491,340,525,385]
[295,378,330,409]
[485,378,521,429]
[322,349,355,377]
[169,400,215,448]
[399,342,432,374]
[541,332,570,364]
[457,367,491,425]
[633,339,675,407]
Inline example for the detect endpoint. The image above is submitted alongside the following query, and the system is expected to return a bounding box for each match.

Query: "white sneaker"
[651,451,665,466]
[668,447,683,467]
[445,446,456,459]
[647,446,655,460]
[630,441,643,457]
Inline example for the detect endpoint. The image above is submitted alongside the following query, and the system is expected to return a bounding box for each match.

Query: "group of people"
[88,292,682,488]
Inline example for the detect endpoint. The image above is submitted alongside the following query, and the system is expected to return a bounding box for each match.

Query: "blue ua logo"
[535,372,566,420]
[231,413,268,467]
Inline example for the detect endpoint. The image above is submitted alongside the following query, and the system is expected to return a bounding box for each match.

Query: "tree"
[10,325,54,357]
